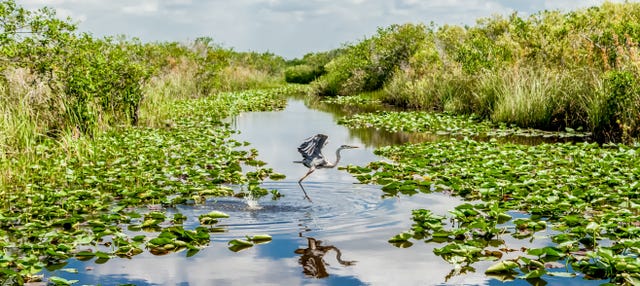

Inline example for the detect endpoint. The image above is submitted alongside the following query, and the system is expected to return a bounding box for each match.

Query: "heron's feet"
[298,182,313,203]
[303,194,313,203]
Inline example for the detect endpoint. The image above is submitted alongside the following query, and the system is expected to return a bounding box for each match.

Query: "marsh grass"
[139,58,200,128]
[0,68,52,157]
[489,67,570,129]
[216,65,282,92]
[0,65,130,190]
[381,63,622,136]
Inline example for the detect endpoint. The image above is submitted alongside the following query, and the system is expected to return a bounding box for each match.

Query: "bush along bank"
[304,2,640,143]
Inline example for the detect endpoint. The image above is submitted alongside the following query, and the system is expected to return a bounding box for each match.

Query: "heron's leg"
[298,167,315,183]
[298,168,315,202]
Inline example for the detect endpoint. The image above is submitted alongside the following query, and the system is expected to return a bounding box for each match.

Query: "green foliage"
[284,64,321,84]
[63,36,152,133]
[311,23,427,96]
[301,2,640,141]
[285,49,341,84]
[191,37,233,96]
[339,109,591,139]
[0,0,153,140]
[217,51,285,92]
[188,37,287,94]
[0,0,290,166]
[590,70,640,141]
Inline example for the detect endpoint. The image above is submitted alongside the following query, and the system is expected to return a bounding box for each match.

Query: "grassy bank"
[300,2,640,143]
[0,1,286,189]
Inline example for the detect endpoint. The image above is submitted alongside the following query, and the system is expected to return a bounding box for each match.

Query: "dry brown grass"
[138,57,200,128]
[216,65,280,91]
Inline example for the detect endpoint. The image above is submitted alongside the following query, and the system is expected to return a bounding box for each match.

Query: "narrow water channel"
[43,98,600,285]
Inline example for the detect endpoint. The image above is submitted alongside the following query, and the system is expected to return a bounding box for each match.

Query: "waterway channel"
[43,97,601,285]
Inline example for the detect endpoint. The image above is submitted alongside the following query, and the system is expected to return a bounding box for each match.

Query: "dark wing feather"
[298,134,328,167]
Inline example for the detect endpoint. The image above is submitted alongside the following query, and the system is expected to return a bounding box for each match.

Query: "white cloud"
[121,1,159,15]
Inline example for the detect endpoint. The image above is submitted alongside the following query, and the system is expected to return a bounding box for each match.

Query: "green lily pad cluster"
[146,226,212,256]
[347,138,639,283]
[0,86,299,283]
[338,111,591,139]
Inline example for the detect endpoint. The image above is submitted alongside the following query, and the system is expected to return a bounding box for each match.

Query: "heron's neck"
[330,147,344,168]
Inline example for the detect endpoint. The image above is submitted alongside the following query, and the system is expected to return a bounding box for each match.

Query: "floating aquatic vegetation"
[146,226,211,256]
[338,111,592,139]
[347,138,640,283]
[0,86,298,282]
[227,234,272,252]
[321,93,382,106]
[199,211,230,225]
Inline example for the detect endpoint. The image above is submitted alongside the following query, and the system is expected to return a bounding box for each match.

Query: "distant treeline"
[287,2,640,142]
[0,0,288,159]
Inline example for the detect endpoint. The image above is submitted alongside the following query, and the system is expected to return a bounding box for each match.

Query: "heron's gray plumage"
[298,134,329,168]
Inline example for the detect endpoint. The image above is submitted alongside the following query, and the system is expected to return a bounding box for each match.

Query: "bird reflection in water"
[294,237,356,278]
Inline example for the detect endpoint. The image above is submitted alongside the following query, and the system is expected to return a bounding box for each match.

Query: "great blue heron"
[294,134,358,201]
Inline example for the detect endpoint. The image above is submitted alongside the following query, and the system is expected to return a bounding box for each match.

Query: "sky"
[16,0,634,59]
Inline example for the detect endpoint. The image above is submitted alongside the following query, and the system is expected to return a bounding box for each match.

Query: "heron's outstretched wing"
[298,134,328,167]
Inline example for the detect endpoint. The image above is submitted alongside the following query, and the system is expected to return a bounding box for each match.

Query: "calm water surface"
[43,98,601,285]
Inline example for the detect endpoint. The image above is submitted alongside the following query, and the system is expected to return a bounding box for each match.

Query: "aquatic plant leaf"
[389,232,413,243]
[228,239,254,252]
[202,211,230,219]
[548,272,576,278]
[228,244,253,253]
[141,219,161,228]
[485,260,519,274]
[518,268,547,279]
[268,173,286,180]
[48,276,79,285]
[527,247,565,258]
[74,251,95,259]
[148,237,173,246]
[246,234,272,242]
[59,268,78,274]
[94,251,111,259]
[186,249,200,257]
[228,239,253,247]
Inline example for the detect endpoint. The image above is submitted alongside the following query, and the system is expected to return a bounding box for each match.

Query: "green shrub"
[312,23,427,96]
[0,1,152,143]
[59,36,152,134]
[350,2,640,141]
[192,38,285,94]
[284,64,320,84]
[589,70,640,141]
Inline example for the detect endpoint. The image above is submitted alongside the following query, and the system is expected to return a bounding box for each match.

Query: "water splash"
[244,193,262,210]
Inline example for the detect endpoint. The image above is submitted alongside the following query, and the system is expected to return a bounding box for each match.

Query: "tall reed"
[138,57,200,128]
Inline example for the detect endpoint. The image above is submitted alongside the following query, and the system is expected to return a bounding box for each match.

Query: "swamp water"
[43,98,602,285]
